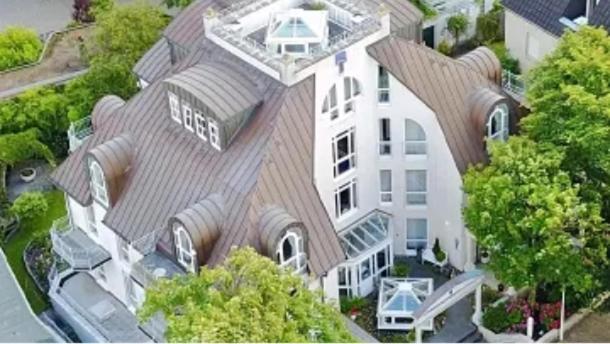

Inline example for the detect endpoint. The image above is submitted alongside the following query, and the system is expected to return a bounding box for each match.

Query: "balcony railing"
[68,115,93,152]
[502,69,526,98]
[50,216,111,270]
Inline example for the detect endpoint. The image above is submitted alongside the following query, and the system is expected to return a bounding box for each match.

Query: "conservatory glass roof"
[272,17,317,38]
[339,211,391,259]
[378,278,434,315]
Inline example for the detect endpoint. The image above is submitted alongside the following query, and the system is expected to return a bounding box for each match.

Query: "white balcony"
[67,116,93,152]
[50,216,111,270]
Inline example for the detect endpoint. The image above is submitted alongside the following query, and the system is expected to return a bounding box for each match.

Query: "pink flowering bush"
[538,301,564,331]
[484,297,567,336]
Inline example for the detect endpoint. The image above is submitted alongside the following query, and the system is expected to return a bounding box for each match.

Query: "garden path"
[6,161,54,202]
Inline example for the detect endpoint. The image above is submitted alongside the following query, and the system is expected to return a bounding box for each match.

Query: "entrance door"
[406,218,428,256]
[358,256,374,296]
[423,26,435,48]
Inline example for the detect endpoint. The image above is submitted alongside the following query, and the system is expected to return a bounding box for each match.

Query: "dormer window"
[183,102,193,132]
[209,119,220,150]
[89,160,109,207]
[169,91,181,123]
[487,104,509,142]
[276,230,306,274]
[195,110,207,141]
[174,225,196,272]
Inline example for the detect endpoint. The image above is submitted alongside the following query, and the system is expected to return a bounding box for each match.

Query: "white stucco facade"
[504,9,559,72]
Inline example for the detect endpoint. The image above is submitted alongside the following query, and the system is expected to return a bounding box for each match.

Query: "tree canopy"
[0,129,55,166]
[139,247,354,343]
[463,137,608,295]
[162,0,194,9]
[522,27,610,219]
[447,13,469,46]
[0,26,42,71]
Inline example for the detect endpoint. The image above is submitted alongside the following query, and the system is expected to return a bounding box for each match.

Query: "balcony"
[68,115,93,152]
[502,69,526,103]
[131,251,185,288]
[50,216,111,270]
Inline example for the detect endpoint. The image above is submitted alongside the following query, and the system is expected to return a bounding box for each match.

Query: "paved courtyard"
[565,312,610,342]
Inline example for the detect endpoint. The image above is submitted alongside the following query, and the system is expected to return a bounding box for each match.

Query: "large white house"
[49,0,515,341]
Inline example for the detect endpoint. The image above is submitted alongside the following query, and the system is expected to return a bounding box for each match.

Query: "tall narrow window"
[208,118,220,150]
[487,104,509,142]
[182,103,193,131]
[89,160,108,207]
[174,226,195,272]
[276,231,307,274]
[405,119,427,155]
[343,77,361,114]
[322,85,339,120]
[118,239,129,262]
[378,66,390,103]
[406,170,427,205]
[124,272,138,307]
[379,118,391,156]
[380,170,392,204]
[195,110,207,140]
[86,206,97,236]
[96,265,107,283]
[168,92,181,123]
[335,179,357,218]
[406,218,428,252]
[332,128,356,177]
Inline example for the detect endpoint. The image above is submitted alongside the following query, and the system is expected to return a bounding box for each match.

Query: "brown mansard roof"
[367,36,504,173]
[52,39,345,275]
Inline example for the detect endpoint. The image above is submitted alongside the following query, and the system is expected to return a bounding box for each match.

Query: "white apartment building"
[49,0,515,341]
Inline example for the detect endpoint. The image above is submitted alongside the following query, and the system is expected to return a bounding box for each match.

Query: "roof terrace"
[203,0,388,84]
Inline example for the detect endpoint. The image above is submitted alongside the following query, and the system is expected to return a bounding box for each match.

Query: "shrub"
[10,192,48,221]
[487,42,520,74]
[437,40,452,56]
[410,0,437,20]
[340,296,368,314]
[309,2,326,10]
[475,5,503,44]
[482,302,512,332]
[0,27,43,71]
[447,13,469,46]
[433,238,446,262]
[392,261,410,277]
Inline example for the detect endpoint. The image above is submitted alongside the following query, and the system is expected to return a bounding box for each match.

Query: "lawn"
[1,190,66,313]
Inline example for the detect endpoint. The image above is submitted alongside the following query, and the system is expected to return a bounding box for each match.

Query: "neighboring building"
[49,0,516,341]
[421,0,494,48]
[503,0,610,72]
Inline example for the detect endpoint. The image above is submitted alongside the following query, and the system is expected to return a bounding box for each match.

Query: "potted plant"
[349,307,360,320]
[19,167,36,183]
[432,238,447,265]
[481,249,490,264]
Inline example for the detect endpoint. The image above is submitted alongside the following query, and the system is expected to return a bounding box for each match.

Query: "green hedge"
[0,26,43,71]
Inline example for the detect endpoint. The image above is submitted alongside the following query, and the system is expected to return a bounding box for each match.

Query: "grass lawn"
[1,190,66,314]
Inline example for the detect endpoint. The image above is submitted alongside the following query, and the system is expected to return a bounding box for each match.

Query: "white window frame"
[322,77,361,121]
[335,179,358,219]
[404,119,427,155]
[406,218,428,254]
[169,91,181,124]
[174,226,196,272]
[182,102,193,132]
[380,170,392,204]
[379,118,392,156]
[378,66,390,104]
[405,170,427,206]
[96,264,107,283]
[332,128,356,178]
[276,231,307,274]
[118,239,130,263]
[195,110,207,141]
[343,77,361,115]
[123,272,138,308]
[322,84,339,120]
[487,104,509,142]
[89,160,109,207]
[86,206,97,236]
[208,118,221,150]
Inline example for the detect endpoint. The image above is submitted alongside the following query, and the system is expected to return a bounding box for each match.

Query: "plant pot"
[19,168,37,183]
[481,255,490,264]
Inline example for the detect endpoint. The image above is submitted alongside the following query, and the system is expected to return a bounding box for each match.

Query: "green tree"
[139,247,354,343]
[0,27,42,71]
[10,192,49,221]
[92,1,167,65]
[463,137,608,301]
[162,0,193,9]
[447,13,469,47]
[0,129,55,166]
[522,27,610,220]
[475,3,502,44]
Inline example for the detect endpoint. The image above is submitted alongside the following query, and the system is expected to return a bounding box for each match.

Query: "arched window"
[174,226,196,272]
[89,160,108,206]
[487,104,509,142]
[404,119,427,155]
[276,231,307,274]
[322,77,361,121]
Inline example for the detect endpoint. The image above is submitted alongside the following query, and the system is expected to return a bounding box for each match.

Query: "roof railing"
[67,115,93,152]
[50,216,110,270]
[502,69,526,98]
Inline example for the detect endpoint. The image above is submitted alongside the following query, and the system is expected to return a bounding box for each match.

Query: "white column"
[473,284,482,325]
[415,326,423,343]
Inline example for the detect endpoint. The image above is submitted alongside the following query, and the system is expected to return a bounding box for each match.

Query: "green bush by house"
[0,27,43,71]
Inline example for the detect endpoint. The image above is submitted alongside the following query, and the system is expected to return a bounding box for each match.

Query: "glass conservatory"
[377,278,434,331]
[265,9,329,57]
[337,211,393,297]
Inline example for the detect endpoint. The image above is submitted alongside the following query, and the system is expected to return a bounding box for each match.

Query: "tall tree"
[447,13,469,47]
[463,137,608,300]
[0,129,55,166]
[139,247,354,343]
[162,0,193,9]
[522,27,610,219]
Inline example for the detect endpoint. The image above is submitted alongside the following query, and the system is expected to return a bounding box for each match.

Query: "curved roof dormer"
[91,95,125,131]
[164,62,263,151]
[458,47,503,85]
[86,133,134,207]
[468,87,510,143]
[258,205,308,258]
[169,193,224,267]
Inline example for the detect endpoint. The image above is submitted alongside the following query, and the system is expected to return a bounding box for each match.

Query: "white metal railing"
[68,115,93,151]
[502,69,526,97]
[50,216,109,270]
[131,228,163,256]
[280,253,308,275]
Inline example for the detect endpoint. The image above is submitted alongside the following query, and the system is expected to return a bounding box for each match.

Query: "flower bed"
[23,233,54,293]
